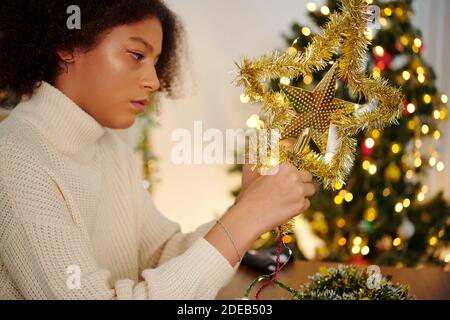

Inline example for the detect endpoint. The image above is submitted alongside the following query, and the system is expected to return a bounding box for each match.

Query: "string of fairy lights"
[240,0,449,264]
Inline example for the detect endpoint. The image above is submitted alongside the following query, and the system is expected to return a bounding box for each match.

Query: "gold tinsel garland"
[235,0,404,189]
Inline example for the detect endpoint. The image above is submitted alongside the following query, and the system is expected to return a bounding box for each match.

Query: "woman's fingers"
[298,170,313,183]
[302,182,317,198]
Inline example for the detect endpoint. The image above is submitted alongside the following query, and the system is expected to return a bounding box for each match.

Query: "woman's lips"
[131,100,146,112]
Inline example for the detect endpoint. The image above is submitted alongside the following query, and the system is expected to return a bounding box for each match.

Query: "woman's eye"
[129,51,145,61]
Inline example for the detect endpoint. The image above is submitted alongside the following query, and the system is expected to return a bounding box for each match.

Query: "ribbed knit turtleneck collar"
[12,81,106,155]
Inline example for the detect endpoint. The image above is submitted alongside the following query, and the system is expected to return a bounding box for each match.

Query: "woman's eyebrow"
[129,36,154,52]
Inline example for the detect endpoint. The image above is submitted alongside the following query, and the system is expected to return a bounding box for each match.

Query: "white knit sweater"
[0,81,237,299]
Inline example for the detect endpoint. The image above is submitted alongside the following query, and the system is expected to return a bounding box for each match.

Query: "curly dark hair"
[0,0,184,105]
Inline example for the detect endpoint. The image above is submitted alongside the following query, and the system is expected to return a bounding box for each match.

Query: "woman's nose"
[142,65,160,92]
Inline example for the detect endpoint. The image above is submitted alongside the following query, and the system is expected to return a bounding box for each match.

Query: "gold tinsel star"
[280,63,356,154]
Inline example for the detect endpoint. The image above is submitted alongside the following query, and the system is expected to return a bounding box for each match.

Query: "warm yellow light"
[301,27,311,36]
[372,67,381,79]
[306,2,317,11]
[433,110,441,119]
[240,93,250,104]
[366,192,374,201]
[369,165,377,175]
[384,8,392,16]
[320,5,330,15]
[416,66,425,75]
[335,182,343,190]
[383,188,391,197]
[280,77,290,85]
[393,237,402,247]
[338,237,347,246]
[287,46,298,56]
[442,94,449,104]
[403,198,411,208]
[406,170,414,179]
[365,138,375,149]
[438,230,445,238]
[437,161,445,172]
[374,46,385,57]
[417,192,425,202]
[334,195,344,205]
[353,237,362,246]
[352,246,360,254]
[433,130,441,140]
[394,202,404,213]
[423,94,431,104]
[445,255,450,263]
[246,114,259,128]
[361,246,370,255]
[391,143,401,154]
[418,74,425,83]
[338,189,347,197]
[415,139,422,148]
[365,29,374,40]
[414,157,422,167]
[362,160,371,170]
[400,35,410,46]
[303,74,313,85]
[344,193,353,202]
[414,38,422,48]
[402,70,411,80]
[366,207,377,222]
[429,157,437,166]
[407,119,416,130]
[336,218,346,228]
[421,124,429,134]
[395,7,404,17]
[371,129,381,139]
[440,108,448,120]
[429,236,438,246]
[366,0,373,4]
[406,103,415,114]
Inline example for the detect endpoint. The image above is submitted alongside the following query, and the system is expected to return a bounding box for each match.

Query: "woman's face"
[55,17,162,129]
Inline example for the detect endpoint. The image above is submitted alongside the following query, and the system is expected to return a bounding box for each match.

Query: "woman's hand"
[237,138,298,202]
[206,143,317,267]
[233,162,317,235]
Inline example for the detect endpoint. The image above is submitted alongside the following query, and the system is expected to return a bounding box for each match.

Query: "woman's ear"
[56,50,75,73]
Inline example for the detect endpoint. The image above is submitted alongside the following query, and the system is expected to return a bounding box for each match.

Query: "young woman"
[0,0,316,299]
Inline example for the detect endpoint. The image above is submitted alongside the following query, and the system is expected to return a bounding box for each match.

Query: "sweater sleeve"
[0,140,235,300]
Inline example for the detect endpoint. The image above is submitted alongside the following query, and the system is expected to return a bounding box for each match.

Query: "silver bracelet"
[216,219,242,262]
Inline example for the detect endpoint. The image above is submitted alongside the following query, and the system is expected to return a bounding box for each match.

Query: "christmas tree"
[234,0,450,267]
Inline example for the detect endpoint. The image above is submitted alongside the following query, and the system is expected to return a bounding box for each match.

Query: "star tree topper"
[280,63,356,154]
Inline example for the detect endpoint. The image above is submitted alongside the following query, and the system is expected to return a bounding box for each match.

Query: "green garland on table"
[243,265,414,300]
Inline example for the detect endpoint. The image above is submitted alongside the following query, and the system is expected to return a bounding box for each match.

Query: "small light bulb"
[402,70,411,80]
[240,93,250,104]
[301,27,311,36]
[320,5,330,15]
[365,138,375,148]
[306,2,317,11]
[280,77,290,85]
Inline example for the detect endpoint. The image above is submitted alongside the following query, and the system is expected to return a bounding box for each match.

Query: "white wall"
[118,0,450,232]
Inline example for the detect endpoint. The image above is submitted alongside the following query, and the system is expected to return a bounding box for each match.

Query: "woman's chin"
[104,115,137,130]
